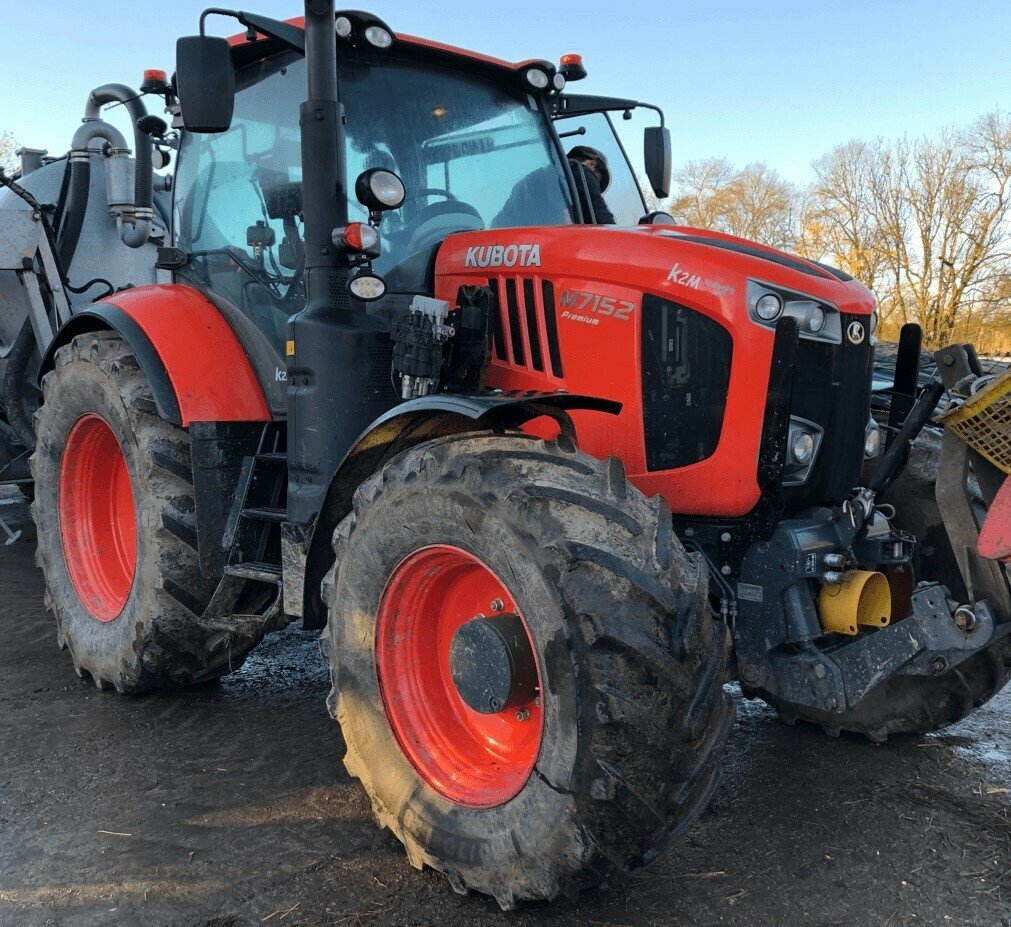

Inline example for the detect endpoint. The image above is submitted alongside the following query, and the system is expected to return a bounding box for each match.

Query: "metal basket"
[937,370,1011,475]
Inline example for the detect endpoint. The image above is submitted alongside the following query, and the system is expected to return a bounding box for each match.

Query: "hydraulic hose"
[85,84,154,248]
[869,378,946,496]
[58,120,130,269]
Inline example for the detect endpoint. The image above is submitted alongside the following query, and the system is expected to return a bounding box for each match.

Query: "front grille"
[783,314,874,509]
[489,277,564,379]
[642,295,734,471]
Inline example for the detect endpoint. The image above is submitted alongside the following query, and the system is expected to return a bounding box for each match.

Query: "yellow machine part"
[817,570,892,636]
[937,370,1011,475]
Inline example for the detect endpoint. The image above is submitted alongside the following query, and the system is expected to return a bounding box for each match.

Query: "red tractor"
[0,2,1008,909]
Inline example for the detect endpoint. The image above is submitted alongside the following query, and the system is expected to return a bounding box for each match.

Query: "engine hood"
[434,223,876,321]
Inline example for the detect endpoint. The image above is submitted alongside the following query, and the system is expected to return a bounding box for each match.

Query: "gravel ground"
[1,494,1010,927]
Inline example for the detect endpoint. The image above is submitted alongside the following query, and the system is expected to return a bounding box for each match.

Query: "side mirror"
[639,211,677,226]
[644,126,672,199]
[175,36,235,133]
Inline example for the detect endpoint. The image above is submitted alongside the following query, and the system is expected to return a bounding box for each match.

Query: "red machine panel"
[436,225,874,518]
[103,284,270,427]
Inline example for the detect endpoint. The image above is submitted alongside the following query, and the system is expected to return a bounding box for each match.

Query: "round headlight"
[791,429,815,465]
[756,293,783,321]
[809,306,826,334]
[364,25,394,49]
[864,419,882,459]
[335,16,353,38]
[349,272,387,302]
[552,73,566,91]
[356,168,406,211]
[525,68,550,90]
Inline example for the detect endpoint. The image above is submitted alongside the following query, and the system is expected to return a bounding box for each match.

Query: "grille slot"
[504,278,526,366]
[486,276,563,380]
[541,280,564,378]
[522,278,544,372]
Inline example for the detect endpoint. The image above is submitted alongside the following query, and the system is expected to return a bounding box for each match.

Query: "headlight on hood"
[747,280,843,344]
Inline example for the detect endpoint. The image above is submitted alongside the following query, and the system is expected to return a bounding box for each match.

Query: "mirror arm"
[635,102,666,129]
[199,7,306,52]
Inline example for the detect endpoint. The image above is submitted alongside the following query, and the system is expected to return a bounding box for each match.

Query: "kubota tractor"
[0,2,1009,909]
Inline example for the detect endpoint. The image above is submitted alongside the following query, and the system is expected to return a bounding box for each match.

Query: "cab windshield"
[174,47,577,348]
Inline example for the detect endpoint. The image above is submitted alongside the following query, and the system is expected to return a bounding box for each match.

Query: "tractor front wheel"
[325,433,733,908]
[31,331,269,693]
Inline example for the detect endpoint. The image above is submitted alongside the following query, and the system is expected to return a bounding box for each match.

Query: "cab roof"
[228,16,551,76]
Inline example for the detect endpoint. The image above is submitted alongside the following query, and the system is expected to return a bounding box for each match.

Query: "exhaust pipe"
[818,570,892,636]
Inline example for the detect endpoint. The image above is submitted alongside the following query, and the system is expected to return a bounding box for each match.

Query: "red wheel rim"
[375,545,544,808]
[58,414,137,622]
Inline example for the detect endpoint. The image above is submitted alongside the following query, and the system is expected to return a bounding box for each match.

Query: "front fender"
[298,391,622,628]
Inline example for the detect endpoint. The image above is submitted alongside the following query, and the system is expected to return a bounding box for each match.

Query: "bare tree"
[666,157,800,251]
[800,113,1011,349]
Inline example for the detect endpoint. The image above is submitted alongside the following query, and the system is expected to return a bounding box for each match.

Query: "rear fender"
[298,392,622,628]
[40,284,270,427]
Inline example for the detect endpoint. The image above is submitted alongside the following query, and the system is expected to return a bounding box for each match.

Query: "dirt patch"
[1,494,1009,927]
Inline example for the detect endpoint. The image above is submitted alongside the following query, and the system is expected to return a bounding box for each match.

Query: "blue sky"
[3,1,1009,184]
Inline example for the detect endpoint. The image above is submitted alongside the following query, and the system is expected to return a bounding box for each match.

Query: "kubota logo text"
[464,244,541,269]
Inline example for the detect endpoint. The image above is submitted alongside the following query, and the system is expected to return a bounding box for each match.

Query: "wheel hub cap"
[375,545,544,808]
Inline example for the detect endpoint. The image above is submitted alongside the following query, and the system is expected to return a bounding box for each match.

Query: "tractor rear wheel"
[325,433,733,908]
[31,330,270,693]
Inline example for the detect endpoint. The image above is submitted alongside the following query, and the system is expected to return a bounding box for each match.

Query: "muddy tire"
[325,433,733,908]
[758,440,1011,740]
[31,331,268,694]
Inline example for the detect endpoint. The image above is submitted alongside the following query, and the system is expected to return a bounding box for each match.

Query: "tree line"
[657,111,1011,354]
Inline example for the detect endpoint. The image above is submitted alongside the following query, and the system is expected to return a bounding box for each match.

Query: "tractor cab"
[171,29,664,359]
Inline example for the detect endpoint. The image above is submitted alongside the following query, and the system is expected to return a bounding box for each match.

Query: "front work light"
[355,169,406,212]
[525,68,550,90]
[349,271,387,302]
[365,25,394,48]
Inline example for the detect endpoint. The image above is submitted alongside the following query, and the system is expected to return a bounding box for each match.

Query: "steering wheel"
[416,188,458,202]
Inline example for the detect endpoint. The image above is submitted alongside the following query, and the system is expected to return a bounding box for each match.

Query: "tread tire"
[324,433,733,908]
[31,331,268,694]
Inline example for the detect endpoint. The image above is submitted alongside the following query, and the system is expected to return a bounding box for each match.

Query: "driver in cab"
[494,145,617,227]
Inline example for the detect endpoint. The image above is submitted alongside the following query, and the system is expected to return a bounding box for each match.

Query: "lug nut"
[515,707,531,722]
[931,657,948,675]
[490,599,505,612]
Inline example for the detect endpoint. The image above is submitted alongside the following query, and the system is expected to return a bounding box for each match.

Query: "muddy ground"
[1,494,1010,927]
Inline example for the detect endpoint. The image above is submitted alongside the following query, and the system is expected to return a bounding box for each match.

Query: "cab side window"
[174,53,305,352]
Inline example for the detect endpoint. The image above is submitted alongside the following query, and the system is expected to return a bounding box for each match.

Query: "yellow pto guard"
[818,570,892,636]
[937,370,1011,475]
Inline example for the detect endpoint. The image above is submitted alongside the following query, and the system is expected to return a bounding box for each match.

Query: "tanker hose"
[85,84,154,248]
[58,120,131,269]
